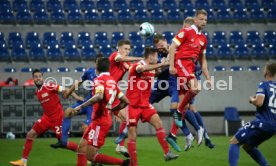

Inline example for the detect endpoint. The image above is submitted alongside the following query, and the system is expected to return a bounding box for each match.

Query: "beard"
[35,81,43,89]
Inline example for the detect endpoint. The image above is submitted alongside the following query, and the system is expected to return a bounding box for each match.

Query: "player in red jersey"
[10,69,81,166]
[126,47,179,166]
[169,9,211,122]
[73,57,130,166]
[109,39,143,155]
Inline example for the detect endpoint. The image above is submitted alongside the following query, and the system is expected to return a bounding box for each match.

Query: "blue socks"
[194,112,204,128]
[61,117,71,144]
[228,144,240,166]
[184,110,200,131]
[245,147,268,166]
[180,120,191,136]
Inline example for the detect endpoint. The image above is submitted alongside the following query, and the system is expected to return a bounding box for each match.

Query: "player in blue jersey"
[228,62,276,166]
[50,58,99,150]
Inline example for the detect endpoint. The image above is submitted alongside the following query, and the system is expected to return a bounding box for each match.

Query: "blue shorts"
[149,75,179,104]
[235,119,274,147]
[71,96,93,125]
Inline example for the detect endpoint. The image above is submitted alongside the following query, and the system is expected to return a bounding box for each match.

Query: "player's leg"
[77,138,88,166]
[166,120,181,152]
[128,126,138,166]
[228,136,241,166]
[181,120,194,151]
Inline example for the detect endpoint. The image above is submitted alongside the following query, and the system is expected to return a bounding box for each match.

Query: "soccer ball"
[6,132,15,140]
[139,22,155,37]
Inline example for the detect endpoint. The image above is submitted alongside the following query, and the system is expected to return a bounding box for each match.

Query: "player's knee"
[77,141,87,153]
[27,130,37,139]
[170,103,178,110]
[229,136,239,144]
[192,88,200,94]
[242,144,253,152]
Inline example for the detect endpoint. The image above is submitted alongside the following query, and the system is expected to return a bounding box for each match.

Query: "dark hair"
[266,62,276,77]
[95,53,104,61]
[153,33,166,45]
[96,57,110,73]
[117,39,131,47]
[32,69,42,77]
[144,47,158,58]
[194,9,208,17]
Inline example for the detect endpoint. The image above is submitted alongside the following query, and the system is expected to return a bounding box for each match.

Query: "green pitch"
[1,136,275,166]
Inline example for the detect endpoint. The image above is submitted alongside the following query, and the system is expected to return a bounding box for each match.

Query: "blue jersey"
[256,80,276,125]
[81,67,97,99]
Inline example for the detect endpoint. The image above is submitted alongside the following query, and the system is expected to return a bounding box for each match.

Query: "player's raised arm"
[168,42,177,75]
[115,54,143,62]
[63,80,83,99]
[111,94,129,112]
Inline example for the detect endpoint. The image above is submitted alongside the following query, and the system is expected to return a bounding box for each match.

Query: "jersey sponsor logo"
[178,32,184,38]
[129,119,136,123]
[41,92,49,98]
[257,88,264,93]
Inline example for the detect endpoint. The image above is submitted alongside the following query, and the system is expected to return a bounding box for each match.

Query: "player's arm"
[111,95,129,112]
[249,95,265,107]
[136,61,168,73]
[168,42,177,75]
[63,80,83,99]
[115,54,143,62]
[199,51,211,81]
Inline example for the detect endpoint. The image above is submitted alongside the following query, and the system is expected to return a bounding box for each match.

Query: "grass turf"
[1,136,275,166]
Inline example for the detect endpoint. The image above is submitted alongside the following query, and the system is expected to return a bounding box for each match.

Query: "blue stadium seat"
[214,66,226,71]
[60,32,75,48]
[4,67,16,72]
[179,0,193,11]
[26,32,41,48]
[47,0,62,11]
[21,67,33,72]
[229,31,244,47]
[40,67,52,72]
[64,44,80,61]
[0,42,10,61]
[244,0,260,11]
[8,32,23,48]
[0,0,11,11]
[67,9,83,24]
[248,65,261,71]
[262,0,275,11]
[151,9,165,23]
[114,0,128,11]
[250,9,266,22]
[267,8,276,22]
[80,0,95,11]
[96,0,112,11]
[118,9,133,24]
[13,0,28,12]
[12,44,28,61]
[217,43,233,59]
[144,35,153,46]
[195,0,210,10]
[184,8,195,18]
[167,9,182,23]
[146,0,161,11]
[230,66,243,71]
[216,7,232,22]
[33,8,49,24]
[251,43,267,59]
[212,0,227,11]
[111,32,124,47]
[101,8,116,24]
[84,9,100,24]
[206,44,216,59]
[57,67,70,72]
[43,32,58,47]
[30,0,45,11]
[212,31,227,47]
[29,43,45,61]
[132,44,145,57]
[94,32,109,47]
[233,8,248,22]
[133,9,149,23]
[0,32,5,42]
[203,31,210,43]
[16,9,32,24]
[46,43,63,61]
[224,107,241,120]
[64,0,79,11]
[234,43,250,59]
[0,8,15,24]
[268,45,276,59]
[129,31,143,46]
[75,67,86,72]
[246,31,261,46]
[99,44,113,57]
[51,9,66,24]
[163,31,175,43]
[129,0,145,11]
[263,31,276,46]
[162,0,178,11]
[228,0,243,11]
[81,43,96,60]
[77,32,92,47]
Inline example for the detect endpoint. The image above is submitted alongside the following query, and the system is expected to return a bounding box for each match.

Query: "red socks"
[119,121,127,146]
[67,141,78,152]
[179,89,197,113]
[156,128,169,154]
[170,121,179,136]
[22,138,34,159]
[77,153,87,166]
[94,154,124,165]
[128,139,137,165]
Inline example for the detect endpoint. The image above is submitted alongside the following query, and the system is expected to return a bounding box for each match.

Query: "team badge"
[178,32,184,38]
[199,40,204,46]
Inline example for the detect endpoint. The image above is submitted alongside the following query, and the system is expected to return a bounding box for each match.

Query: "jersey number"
[269,87,276,113]
[106,90,117,109]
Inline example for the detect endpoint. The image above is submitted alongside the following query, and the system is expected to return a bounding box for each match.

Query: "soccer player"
[10,69,80,166]
[168,9,211,122]
[228,62,276,166]
[73,57,130,166]
[127,47,179,166]
[109,39,143,155]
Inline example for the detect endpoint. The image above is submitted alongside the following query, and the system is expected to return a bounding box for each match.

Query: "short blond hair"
[194,9,208,17]
[183,17,194,25]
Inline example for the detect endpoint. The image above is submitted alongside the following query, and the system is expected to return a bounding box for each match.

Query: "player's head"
[183,17,194,28]
[153,34,168,54]
[96,57,110,74]
[194,9,208,30]
[264,62,276,78]
[144,47,158,64]
[32,69,43,87]
[117,39,131,57]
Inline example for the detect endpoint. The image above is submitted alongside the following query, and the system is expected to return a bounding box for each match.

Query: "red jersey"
[126,60,155,107]
[35,83,64,121]
[173,25,207,61]
[92,72,124,123]
[109,51,131,82]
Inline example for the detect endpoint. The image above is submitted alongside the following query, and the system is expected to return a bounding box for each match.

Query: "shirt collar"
[191,24,201,35]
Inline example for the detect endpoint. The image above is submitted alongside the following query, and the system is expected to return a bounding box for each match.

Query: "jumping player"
[228,62,276,166]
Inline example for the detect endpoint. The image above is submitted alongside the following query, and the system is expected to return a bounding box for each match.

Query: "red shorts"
[83,120,112,148]
[127,104,157,126]
[32,115,63,139]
